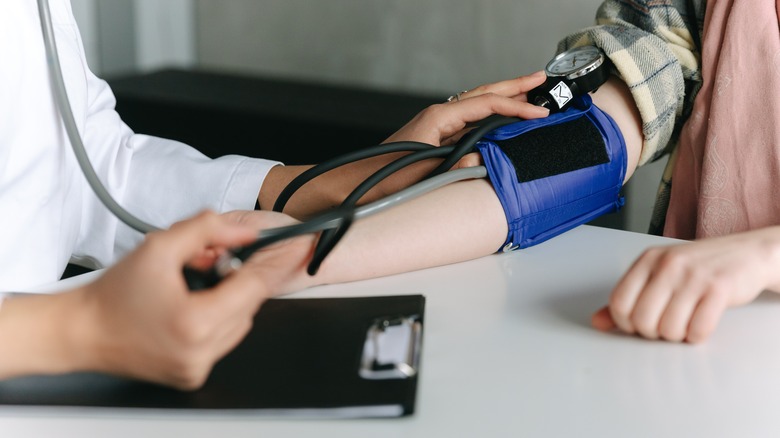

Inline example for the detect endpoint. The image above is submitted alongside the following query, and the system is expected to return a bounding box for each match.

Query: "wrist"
[0,289,96,379]
[258,165,330,217]
[60,286,106,374]
[38,288,101,375]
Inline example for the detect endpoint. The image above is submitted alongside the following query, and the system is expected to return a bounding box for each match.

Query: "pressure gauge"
[527,45,611,112]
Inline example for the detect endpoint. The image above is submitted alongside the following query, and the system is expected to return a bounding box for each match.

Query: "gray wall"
[71,0,195,76]
[196,0,604,95]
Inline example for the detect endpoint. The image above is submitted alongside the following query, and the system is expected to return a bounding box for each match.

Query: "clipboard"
[0,295,425,418]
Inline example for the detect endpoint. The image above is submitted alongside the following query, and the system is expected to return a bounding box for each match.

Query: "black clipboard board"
[0,295,425,418]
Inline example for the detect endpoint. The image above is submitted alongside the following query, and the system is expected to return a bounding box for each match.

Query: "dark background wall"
[108,69,442,164]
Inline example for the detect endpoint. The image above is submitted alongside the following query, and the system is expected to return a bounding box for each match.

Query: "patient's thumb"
[591,306,617,332]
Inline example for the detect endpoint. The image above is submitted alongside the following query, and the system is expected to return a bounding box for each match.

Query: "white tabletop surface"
[2,225,779,437]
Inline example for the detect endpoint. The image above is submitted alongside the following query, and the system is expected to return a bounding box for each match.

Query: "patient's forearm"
[257,156,439,220]
[312,178,507,285]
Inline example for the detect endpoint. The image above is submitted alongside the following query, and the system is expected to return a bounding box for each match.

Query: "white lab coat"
[0,1,278,290]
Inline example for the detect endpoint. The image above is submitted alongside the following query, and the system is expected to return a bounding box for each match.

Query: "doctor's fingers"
[153,210,259,264]
[171,308,255,392]
[159,316,253,391]
[173,271,268,348]
[439,93,549,134]
[221,209,300,231]
[458,70,547,101]
[404,94,544,147]
[191,266,272,325]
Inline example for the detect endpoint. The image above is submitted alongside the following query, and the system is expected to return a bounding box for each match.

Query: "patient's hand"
[593,226,780,343]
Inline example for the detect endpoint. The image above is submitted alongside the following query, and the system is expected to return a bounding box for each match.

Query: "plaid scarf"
[558,0,704,234]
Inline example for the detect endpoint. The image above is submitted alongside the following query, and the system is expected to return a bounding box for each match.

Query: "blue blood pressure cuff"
[476,95,626,252]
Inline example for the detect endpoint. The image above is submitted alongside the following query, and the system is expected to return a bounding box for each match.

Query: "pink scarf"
[664,0,780,239]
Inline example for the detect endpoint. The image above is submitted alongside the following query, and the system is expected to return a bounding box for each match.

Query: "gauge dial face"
[546,46,603,77]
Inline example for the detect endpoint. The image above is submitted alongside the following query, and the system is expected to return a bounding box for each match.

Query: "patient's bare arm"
[243,75,645,292]
[590,77,643,183]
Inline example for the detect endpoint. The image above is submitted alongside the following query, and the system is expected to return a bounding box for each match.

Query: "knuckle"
[470,84,487,95]
[683,273,731,306]
[686,326,712,344]
[658,321,685,343]
[701,281,729,305]
[198,209,221,227]
[683,266,707,287]
[640,246,665,262]
[657,250,689,271]
[145,228,167,243]
[175,210,219,231]
[632,317,658,340]
[607,295,631,318]
[422,103,446,118]
[686,303,723,343]
[478,91,499,101]
[633,254,653,270]
[196,209,218,220]
[141,231,168,252]
[418,104,448,123]
[605,304,634,334]
[659,330,682,343]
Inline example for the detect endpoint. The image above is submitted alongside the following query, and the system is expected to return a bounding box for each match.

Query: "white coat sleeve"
[64,13,278,269]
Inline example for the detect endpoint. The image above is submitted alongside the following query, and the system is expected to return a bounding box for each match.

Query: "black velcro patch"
[494,116,608,182]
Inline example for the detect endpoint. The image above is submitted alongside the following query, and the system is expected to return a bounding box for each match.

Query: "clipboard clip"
[359,314,422,380]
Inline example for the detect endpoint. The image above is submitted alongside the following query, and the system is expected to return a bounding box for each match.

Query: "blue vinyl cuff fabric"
[476,95,626,252]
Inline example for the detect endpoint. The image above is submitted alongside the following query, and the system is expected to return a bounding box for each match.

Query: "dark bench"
[108,68,442,164]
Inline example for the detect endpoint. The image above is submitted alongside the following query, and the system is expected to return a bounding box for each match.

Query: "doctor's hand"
[76,211,272,390]
[383,70,550,167]
[592,227,780,343]
[221,210,318,295]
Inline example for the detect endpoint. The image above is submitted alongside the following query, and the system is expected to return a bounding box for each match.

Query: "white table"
[2,225,779,437]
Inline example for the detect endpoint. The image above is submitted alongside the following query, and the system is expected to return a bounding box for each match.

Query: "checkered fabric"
[558,0,705,234]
